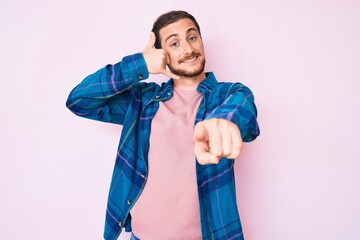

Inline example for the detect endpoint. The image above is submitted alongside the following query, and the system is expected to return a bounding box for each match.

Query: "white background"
[1,0,359,239]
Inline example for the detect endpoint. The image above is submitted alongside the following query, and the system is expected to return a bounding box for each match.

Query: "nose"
[182,41,194,54]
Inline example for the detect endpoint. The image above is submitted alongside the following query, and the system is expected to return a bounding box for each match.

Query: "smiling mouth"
[180,54,199,63]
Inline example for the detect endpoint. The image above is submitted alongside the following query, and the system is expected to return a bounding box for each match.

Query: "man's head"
[152,11,201,49]
[152,11,206,79]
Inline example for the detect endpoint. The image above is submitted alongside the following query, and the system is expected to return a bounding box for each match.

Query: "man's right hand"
[142,32,180,80]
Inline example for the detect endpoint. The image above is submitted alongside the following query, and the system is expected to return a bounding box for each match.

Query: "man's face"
[159,18,206,78]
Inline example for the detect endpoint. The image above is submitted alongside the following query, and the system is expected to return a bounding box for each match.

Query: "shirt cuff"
[122,53,149,82]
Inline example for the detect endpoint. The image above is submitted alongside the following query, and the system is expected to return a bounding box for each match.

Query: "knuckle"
[223,149,232,156]
[234,143,243,152]
[210,148,222,157]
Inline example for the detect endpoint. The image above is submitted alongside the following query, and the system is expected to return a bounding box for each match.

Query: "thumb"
[145,32,156,49]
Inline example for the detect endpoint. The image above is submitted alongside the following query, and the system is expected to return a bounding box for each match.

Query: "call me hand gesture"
[142,32,180,80]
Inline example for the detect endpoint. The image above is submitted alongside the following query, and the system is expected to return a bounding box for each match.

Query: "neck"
[173,72,206,90]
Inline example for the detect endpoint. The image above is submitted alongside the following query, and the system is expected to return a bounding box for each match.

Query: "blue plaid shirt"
[66,53,260,240]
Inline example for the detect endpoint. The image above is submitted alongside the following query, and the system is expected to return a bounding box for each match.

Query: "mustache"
[179,52,201,62]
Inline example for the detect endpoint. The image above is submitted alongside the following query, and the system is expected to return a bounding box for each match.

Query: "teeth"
[183,56,197,62]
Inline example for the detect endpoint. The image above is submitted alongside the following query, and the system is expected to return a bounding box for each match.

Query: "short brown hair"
[151,10,201,49]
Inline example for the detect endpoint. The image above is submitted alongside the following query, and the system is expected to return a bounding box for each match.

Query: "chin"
[170,60,206,78]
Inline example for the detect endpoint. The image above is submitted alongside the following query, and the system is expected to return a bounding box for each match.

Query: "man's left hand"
[194,118,243,165]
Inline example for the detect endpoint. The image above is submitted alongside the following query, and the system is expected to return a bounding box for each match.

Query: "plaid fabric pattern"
[66,53,260,240]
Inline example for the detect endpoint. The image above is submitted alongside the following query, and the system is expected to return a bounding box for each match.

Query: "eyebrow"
[164,27,198,43]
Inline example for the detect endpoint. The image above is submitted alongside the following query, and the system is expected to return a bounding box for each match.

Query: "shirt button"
[155,95,160,99]
[167,92,171,96]
[140,174,145,179]
[118,221,123,227]
[138,75,143,80]
[127,200,131,205]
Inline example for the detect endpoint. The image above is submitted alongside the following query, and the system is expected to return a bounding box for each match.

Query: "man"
[66,10,259,240]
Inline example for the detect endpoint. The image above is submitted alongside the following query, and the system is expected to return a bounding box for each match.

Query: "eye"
[188,36,197,42]
[170,42,179,48]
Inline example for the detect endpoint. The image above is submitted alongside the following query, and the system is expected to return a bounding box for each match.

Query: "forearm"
[205,83,260,142]
[66,53,149,124]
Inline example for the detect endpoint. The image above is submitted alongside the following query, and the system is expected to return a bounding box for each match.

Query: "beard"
[168,54,206,78]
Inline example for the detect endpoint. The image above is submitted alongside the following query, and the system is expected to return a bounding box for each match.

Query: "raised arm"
[66,53,149,125]
[66,32,180,125]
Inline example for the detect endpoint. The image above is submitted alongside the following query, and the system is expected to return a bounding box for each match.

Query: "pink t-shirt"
[130,87,203,239]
